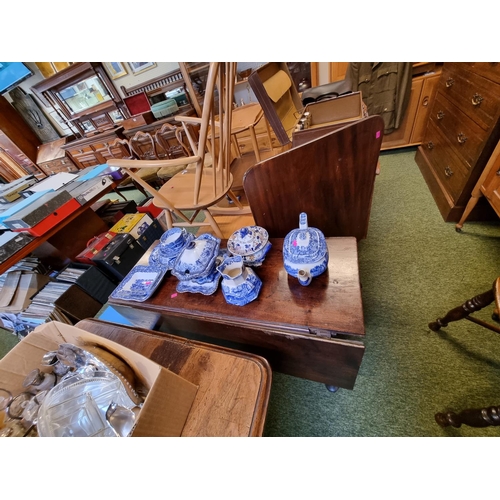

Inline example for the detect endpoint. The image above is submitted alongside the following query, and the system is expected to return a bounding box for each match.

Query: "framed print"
[128,62,157,75]
[104,62,128,80]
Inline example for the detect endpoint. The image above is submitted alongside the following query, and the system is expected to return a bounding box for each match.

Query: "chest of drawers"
[415,63,500,222]
[36,138,79,175]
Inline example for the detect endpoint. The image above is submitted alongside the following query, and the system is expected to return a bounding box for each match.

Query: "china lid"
[171,233,221,281]
[283,213,327,263]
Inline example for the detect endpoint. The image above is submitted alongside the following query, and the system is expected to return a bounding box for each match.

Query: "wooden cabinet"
[0,95,45,182]
[415,63,500,222]
[62,129,126,169]
[381,70,441,150]
[36,138,79,175]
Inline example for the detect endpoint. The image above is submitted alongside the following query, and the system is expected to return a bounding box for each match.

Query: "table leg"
[435,406,500,428]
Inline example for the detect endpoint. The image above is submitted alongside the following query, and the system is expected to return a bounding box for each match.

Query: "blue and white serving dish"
[171,233,221,282]
[175,267,221,295]
[283,212,328,286]
[227,225,271,266]
[110,264,168,302]
[217,255,262,306]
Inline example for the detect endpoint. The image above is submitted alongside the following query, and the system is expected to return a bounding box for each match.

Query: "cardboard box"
[110,213,154,240]
[0,271,50,313]
[248,62,366,147]
[291,92,367,148]
[0,321,198,436]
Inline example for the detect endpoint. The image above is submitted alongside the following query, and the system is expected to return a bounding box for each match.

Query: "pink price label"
[376,131,381,139]
[293,240,297,246]
[171,293,178,298]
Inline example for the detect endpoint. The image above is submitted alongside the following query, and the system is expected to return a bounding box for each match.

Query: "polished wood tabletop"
[109,237,365,389]
[76,318,272,437]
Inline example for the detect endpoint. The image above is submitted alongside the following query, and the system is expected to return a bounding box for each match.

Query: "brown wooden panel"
[243,116,384,240]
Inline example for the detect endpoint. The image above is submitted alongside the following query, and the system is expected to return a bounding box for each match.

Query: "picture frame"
[104,62,128,80]
[127,62,157,75]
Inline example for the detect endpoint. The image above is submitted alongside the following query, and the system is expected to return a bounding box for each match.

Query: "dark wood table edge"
[76,318,273,437]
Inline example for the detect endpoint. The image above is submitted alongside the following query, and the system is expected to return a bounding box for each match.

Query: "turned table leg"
[428,286,495,331]
[435,406,500,428]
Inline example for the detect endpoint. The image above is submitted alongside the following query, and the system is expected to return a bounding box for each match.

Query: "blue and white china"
[217,255,262,306]
[227,226,271,266]
[175,267,221,295]
[159,228,194,257]
[110,264,168,302]
[228,225,269,256]
[283,212,329,286]
[240,241,272,267]
[171,233,221,282]
[149,245,173,269]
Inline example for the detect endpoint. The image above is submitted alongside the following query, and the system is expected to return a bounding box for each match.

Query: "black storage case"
[136,218,164,250]
[57,262,117,303]
[91,233,145,281]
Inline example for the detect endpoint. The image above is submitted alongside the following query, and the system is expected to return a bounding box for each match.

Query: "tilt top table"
[108,237,366,390]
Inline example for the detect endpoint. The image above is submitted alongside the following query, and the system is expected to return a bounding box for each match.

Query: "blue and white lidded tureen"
[283,212,328,286]
[171,233,221,282]
[227,225,272,267]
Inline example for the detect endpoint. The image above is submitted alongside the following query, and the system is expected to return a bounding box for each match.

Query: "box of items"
[67,175,114,205]
[91,232,146,281]
[0,321,198,436]
[0,176,38,204]
[136,218,164,250]
[55,263,117,304]
[110,213,154,240]
[2,190,73,231]
[74,232,117,266]
[248,62,366,148]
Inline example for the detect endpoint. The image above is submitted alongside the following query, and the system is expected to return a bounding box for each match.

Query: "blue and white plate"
[110,265,168,302]
[149,245,176,270]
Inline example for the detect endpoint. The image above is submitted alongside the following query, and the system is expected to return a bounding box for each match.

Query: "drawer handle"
[444,166,454,178]
[437,110,445,120]
[78,149,83,154]
[457,132,468,144]
[496,169,500,176]
[422,96,430,107]
[445,78,455,88]
[427,141,435,150]
[471,93,483,106]
[61,159,66,164]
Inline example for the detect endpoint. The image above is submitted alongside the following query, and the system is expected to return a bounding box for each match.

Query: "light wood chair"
[106,138,160,198]
[107,62,250,239]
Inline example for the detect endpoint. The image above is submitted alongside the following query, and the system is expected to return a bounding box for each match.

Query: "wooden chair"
[107,62,250,239]
[429,278,500,428]
[243,115,384,240]
[105,137,160,198]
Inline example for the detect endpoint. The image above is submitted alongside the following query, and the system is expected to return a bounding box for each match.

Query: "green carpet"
[1,148,499,436]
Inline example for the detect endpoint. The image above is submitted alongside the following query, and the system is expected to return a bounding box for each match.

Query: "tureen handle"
[299,212,308,230]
